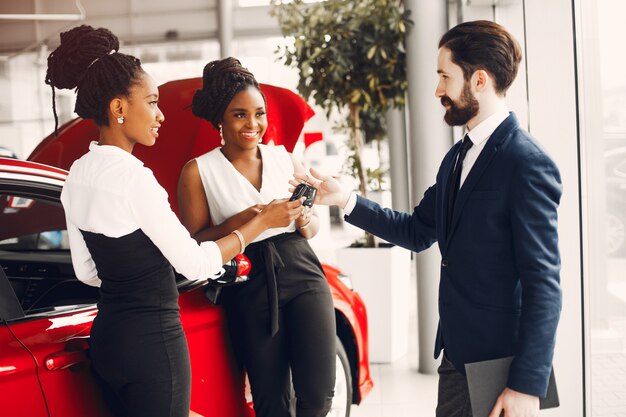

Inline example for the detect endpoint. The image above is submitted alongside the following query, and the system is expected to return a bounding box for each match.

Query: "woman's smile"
[241,130,260,140]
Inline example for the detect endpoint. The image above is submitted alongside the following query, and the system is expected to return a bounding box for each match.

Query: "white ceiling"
[0,0,279,56]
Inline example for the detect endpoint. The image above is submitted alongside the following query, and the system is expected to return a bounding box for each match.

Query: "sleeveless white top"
[195,144,297,243]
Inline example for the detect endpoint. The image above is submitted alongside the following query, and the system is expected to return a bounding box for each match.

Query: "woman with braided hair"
[178,57,336,417]
[47,27,303,417]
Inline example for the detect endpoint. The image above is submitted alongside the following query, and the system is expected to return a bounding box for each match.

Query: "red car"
[0,80,372,417]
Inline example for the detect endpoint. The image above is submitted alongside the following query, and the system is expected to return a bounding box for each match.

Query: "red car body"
[0,79,372,417]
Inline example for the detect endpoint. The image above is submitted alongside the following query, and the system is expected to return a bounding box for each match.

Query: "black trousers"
[228,291,336,417]
[436,355,473,417]
[92,334,191,417]
[223,233,336,417]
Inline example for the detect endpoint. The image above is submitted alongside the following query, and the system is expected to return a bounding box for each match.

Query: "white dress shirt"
[343,110,510,215]
[61,141,223,287]
[459,109,509,187]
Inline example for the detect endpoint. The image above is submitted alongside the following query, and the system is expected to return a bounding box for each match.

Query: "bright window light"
[238,0,324,6]
[237,0,268,5]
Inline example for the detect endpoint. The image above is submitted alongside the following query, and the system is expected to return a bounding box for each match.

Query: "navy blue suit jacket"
[345,113,562,397]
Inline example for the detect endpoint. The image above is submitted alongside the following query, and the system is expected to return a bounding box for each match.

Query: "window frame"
[0,179,99,322]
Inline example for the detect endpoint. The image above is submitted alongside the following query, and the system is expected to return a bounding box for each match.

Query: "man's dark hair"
[45,25,144,133]
[439,20,522,95]
[191,57,265,130]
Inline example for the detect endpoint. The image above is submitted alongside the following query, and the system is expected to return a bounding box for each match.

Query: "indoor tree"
[270,0,412,246]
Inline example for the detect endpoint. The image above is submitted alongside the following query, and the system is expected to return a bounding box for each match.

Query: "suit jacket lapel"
[444,113,518,247]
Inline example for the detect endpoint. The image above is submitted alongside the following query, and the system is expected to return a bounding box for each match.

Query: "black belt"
[259,240,284,336]
[247,232,305,337]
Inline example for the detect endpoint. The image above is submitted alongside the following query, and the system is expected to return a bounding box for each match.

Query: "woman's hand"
[235,204,266,225]
[296,205,313,229]
[258,198,304,229]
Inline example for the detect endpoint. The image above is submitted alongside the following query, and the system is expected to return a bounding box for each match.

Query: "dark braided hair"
[45,25,144,134]
[191,57,265,129]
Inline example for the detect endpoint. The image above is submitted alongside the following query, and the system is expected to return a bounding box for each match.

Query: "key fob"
[289,183,317,207]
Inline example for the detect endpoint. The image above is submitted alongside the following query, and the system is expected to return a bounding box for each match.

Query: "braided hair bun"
[45,25,144,132]
[45,25,119,90]
[192,57,264,129]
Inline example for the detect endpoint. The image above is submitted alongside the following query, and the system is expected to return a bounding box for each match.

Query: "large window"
[578,0,626,415]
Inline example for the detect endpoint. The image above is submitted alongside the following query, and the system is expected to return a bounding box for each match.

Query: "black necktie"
[447,135,473,230]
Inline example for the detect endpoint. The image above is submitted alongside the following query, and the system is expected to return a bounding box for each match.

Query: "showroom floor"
[318,217,439,417]
[348,265,439,417]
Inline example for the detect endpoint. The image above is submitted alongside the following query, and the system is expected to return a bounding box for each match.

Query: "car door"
[177,286,252,417]
[5,309,111,417]
[0,184,112,417]
[0,267,49,417]
[0,326,50,417]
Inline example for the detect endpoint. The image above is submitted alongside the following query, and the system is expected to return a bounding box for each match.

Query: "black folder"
[465,356,559,417]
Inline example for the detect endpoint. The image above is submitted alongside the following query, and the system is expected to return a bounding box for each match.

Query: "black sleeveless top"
[81,229,183,344]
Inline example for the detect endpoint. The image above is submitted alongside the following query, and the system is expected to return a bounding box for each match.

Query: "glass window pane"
[579,1,626,416]
[0,192,97,315]
[0,194,68,250]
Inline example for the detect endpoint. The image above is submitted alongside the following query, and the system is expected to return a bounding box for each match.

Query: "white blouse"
[61,141,223,287]
[195,144,296,243]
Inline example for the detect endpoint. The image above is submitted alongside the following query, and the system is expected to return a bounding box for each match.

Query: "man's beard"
[441,82,479,126]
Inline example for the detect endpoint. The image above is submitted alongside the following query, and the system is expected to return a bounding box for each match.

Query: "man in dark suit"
[294,20,562,417]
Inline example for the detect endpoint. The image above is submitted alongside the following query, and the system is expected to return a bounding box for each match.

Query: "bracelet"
[232,229,245,254]
[297,220,311,230]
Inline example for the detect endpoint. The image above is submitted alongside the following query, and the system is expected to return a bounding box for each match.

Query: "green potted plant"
[271,0,414,363]
[270,0,412,247]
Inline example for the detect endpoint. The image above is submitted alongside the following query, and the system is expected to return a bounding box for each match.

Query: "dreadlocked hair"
[45,25,144,134]
[191,57,264,129]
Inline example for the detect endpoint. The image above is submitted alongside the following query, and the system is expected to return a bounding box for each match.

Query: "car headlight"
[338,273,353,290]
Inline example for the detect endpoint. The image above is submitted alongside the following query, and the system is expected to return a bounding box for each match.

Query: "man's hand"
[290,168,352,208]
[488,387,540,417]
